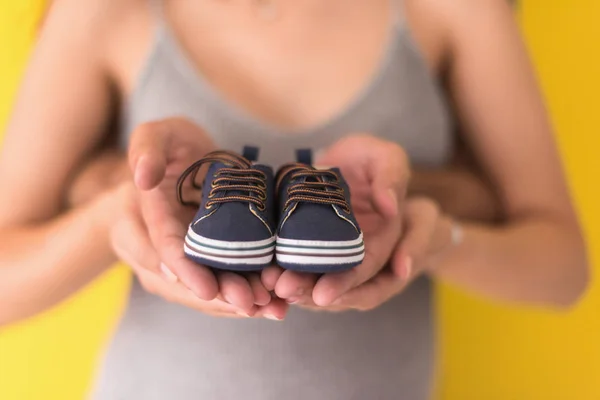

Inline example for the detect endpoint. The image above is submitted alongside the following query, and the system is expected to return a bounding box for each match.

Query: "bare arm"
[408,142,503,223]
[0,0,118,325]
[426,0,587,306]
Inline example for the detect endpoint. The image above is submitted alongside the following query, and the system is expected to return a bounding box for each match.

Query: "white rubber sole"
[275,234,365,266]
[185,228,275,265]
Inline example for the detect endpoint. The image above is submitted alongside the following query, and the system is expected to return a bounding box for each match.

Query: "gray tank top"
[93,1,453,399]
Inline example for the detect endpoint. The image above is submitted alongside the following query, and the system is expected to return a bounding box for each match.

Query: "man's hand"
[318,197,456,311]
[273,197,455,313]
[67,150,129,207]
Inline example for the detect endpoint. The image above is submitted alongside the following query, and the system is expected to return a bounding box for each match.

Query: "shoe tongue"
[242,146,259,162]
[295,149,313,165]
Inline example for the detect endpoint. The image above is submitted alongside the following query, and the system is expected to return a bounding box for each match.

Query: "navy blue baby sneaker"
[176,148,276,271]
[274,150,365,273]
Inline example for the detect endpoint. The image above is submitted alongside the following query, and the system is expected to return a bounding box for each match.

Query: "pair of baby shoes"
[176,147,364,274]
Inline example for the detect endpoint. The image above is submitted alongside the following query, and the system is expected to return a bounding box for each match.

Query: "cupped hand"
[125,118,285,314]
[306,197,456,312]
[265,134,410,307]
[108,182,287,320]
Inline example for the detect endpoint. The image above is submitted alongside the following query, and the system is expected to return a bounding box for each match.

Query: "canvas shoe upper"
[176,148,276,271]
[274,150,365,273]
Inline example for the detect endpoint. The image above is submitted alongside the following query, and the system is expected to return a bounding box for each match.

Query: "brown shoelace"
[276,163,350,213]
[177,150,267,211]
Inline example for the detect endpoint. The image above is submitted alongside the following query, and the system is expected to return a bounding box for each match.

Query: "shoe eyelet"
[205,202,214,210]
[208,191,216,199]
[257,203,266,212]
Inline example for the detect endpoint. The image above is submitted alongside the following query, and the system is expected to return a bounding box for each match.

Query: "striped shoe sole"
[184,227,276,271]
[275,234,365,273]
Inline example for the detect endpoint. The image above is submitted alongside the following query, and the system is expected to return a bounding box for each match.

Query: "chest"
[115,0,453,167]
[114,1,441,126]
[170,0,396,130]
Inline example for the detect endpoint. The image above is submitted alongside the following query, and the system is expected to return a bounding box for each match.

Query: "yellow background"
[0,1,599,399]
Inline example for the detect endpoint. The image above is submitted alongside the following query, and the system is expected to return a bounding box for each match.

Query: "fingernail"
[286,297,300,304]
[134,156,148,188]
[402,257,413,281]
[236,311,250,318]
[160,263,178,283]
[264,314,283,321]
[247,308,258,317]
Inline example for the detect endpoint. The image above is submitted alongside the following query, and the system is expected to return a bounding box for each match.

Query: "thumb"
[317,135,409,217]
[128,121,171,190]
[391,198,440,279]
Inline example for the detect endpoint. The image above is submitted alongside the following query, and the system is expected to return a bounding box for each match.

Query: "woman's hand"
[264,135,409,307]
[127,118,289,315]
[67,118,288,319]
[107,182,287,320]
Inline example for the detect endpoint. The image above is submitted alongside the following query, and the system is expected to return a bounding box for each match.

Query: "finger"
[317,134,409,217]
[110,188,162,274]
[312,215,402,306]
[246,273,272,306]
[274,270,319,304]
[137,266,254,317]
[261,265,285,292]
[153,227,219,301]
[135,178,219,300]
[391,198,439,279]
[333,270,405,311]
[254,297,290,321]
[129,118,217,190]
[217,272,256,313]
[128,121,169,190]
[141,188,219,301]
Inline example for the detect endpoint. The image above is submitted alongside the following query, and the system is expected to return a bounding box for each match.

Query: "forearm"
[409,167,502,223]
[433,215,588,307]
[0,196,117,326]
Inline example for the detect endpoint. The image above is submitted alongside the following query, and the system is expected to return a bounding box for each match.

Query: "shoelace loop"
[276,163,351,213]
[177,151,267,211]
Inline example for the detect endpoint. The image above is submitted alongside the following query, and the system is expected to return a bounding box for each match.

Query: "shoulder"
[407,0,517,35]
[46,0,155,94]
[43,0,151,56]
[403,0,517,71]
[405,0,515,18]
